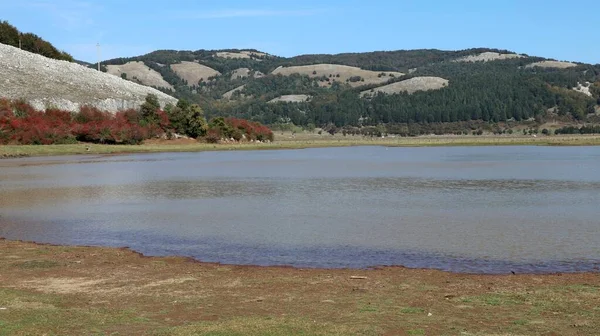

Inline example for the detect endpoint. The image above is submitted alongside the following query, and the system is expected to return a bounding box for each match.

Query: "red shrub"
[75,106,112,123]
[0,99,168,145]
[224,117,274,141]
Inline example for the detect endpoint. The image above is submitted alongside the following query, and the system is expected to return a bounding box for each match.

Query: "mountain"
[99,47,600,131]
[0,43,176,112]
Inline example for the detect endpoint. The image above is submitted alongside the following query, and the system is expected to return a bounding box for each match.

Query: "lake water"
[1,146,599,273]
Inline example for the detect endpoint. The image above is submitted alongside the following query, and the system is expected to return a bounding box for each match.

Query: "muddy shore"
[0,238,598,335]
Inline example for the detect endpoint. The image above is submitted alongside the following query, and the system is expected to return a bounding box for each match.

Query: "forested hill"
[99,47,600,132]
[0,20,74,62]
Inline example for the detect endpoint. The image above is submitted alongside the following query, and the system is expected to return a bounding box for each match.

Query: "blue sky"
[1,0,599,64]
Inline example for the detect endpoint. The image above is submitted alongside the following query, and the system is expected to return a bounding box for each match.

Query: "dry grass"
[268,94,312,103]
[222,84,247,99]
[525,61,577,69]
[0,239,599,335]
[360,76,449,97]
[454,52,525,63]
[106,61,173,90]
[271,64,404,87]
[1,134,600,159]
[171,61,221,86]
[215,51,267,59]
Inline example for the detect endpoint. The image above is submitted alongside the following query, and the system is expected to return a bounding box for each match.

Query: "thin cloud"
[176,8,324,19]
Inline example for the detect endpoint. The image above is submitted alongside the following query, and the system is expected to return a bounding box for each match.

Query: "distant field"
[2,134,600,158]
[271,64,404,87]
[171,61,221,86]
[360,76,448,96]
[222,84,246,99]
[525,60,577,69]
[106,61,173,90]
[268,94,312,103]
[215,51,267,59]
[454,52,525,63]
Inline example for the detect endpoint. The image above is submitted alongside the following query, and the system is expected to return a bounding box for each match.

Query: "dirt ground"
[0,239,599,335]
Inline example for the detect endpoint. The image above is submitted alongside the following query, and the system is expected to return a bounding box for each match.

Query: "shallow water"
[1,146,599,273]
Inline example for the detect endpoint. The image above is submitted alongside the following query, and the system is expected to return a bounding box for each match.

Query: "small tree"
[185,104,208,138]
[140,94,160,124]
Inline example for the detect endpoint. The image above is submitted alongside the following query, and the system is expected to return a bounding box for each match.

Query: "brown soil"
[0,238,598,335]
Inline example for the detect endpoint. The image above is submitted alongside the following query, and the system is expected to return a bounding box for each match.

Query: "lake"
[1,146,599,273]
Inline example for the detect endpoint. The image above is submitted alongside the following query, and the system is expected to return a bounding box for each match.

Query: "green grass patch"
[462,293,526,306]
[359,304,378,313]
[400,307,425,314]
[13,260,60,269]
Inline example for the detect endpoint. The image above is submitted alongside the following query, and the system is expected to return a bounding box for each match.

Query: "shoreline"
[1,237,595,276]
[1,237,599,335]
[2,134,600,158]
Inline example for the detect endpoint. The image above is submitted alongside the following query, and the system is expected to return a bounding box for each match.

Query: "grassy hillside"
[97,47,599,133]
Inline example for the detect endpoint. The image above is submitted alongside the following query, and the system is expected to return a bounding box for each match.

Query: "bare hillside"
[268,94,312,103]
[360,76,449,97]
[525,61,577,69]
[572,82,593,97]
[222,85,247,99]
[230,68,264,80]
[0,43,176,112]
[271,64,404,87]
[171,61,221,86]
[454,52,525,62]
[106,61,173,90]
[215,51,268,59]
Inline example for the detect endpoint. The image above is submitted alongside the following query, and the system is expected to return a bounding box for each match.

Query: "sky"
[1,0,599,64]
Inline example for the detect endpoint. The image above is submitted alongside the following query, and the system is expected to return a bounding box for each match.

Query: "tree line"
[0,20,74,61]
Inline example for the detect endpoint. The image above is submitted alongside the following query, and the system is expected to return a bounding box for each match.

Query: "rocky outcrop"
[0,43,177,112]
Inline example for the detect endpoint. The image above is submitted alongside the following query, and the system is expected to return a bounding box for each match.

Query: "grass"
[158,317,381,336]
[1,134,600,158]
[400,307,426,314]
[0,288,155,336]
[13,260,60,269]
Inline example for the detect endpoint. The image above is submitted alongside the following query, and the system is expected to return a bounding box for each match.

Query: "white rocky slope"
[0,43,177,112]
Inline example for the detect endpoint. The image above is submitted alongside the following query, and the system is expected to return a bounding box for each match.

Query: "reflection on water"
[1,146,600,273]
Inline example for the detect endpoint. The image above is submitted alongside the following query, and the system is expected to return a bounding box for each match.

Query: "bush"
[0,99,167,145]
[0,97,272,145]
[205,128,220,143]
[223,117,273,141]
